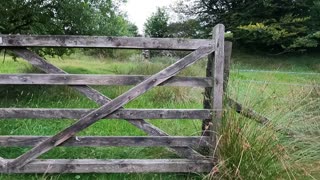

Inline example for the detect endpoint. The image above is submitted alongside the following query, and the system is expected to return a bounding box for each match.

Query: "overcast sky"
[121,0,179,34]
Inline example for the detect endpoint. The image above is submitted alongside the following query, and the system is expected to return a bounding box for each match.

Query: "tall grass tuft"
[206,78,320,179]
[206,110,286,180]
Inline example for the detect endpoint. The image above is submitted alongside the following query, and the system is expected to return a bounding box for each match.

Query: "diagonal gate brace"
[10,48,206,160]
[10,49,170,136]
[8,46,214,169]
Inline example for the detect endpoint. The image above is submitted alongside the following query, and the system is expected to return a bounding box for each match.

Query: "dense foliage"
[175,0,320,53]
[144,8,169,38]
[0,0,138,56]
[167,19,205,38]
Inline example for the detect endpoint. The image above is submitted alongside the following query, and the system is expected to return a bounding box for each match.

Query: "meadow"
[0,49,319,179]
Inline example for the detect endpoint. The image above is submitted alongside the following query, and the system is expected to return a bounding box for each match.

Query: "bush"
[237,19,320,53]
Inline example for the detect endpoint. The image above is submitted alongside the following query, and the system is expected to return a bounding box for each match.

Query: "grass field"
[0,50,319,179]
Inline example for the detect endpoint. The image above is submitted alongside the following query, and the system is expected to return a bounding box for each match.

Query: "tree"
[0,0,137,56]
[144,8,169,38]
[127,22,139,37]
[167,19,205,38]
[175,0,320,53]
[0,0,114,35]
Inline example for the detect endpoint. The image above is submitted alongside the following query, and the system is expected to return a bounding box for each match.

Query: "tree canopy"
[0,0,137,56]
[144,8,169,38]
[175,0,320,53]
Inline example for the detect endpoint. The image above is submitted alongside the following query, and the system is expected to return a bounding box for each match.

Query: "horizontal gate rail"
[0,159,213,173]
[0,74,213,87]
[0,136,209,147]
[0,35,212,50]
[0,108,212,119]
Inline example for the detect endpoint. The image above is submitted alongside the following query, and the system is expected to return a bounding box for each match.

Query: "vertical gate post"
[202,55,214,138]
[202,24,225,157]
[212,24,225,155]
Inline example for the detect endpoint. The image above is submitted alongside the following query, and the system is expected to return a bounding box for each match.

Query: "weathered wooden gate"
[0,24,232,173]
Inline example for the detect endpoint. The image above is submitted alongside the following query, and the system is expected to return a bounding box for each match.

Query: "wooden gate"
[0,24,232,173]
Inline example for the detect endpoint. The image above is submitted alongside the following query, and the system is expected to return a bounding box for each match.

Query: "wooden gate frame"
[0,24,232,173]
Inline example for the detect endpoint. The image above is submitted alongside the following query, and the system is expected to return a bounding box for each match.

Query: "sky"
[121,0,179,34]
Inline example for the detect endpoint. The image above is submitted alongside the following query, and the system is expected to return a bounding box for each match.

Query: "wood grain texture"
[212,24,225,148]
[1,159,213,173]
[8,46,214,169]
[0,136,209,147]
[0,74,213,87]
[0,35,212,50]
[10,48,205,160]
[212,24,225,124]
[0,108,212,119]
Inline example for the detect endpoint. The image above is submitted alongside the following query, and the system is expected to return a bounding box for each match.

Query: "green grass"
[0,50,319,179]
[233,49,320,72]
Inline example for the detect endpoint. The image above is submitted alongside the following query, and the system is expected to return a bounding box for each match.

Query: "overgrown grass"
[0,50,319,179]
[215,50,320,179]
[210,111,284,179]
[233,49,320,72]
[208,86,320,179]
